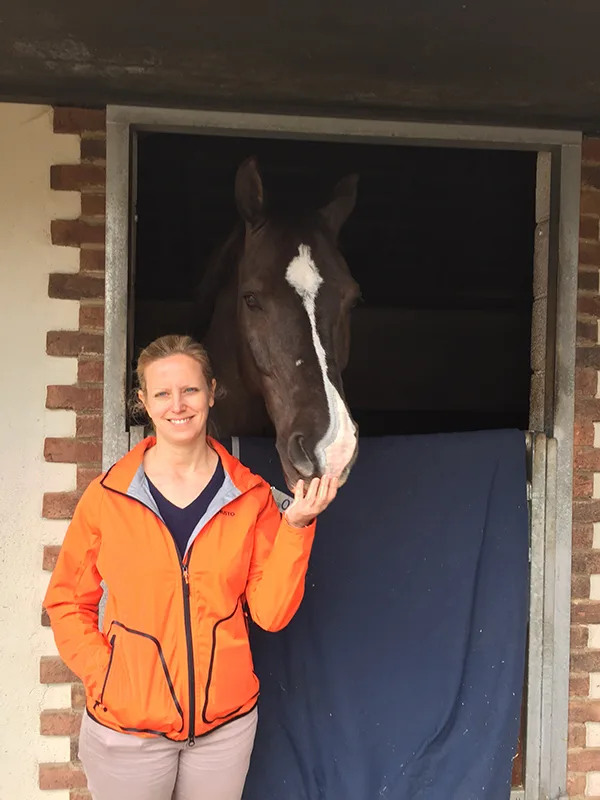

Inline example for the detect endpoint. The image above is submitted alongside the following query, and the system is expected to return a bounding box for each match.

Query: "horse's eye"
[243,293,260,310]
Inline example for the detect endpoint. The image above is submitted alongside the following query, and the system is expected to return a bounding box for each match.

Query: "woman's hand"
[284,475,339,529]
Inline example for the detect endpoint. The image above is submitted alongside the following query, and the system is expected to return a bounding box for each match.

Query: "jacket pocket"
[97,621,184,735]
[202,600,259,724]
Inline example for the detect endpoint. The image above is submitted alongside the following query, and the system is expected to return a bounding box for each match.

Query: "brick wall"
[568,138,600,799]
[40,107,106,797]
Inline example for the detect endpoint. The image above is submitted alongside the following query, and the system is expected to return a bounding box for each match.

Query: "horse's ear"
[235,157,265,226]
[319,174,359,237]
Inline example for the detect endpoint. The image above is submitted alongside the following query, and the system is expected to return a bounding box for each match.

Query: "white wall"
[0,103,81,799]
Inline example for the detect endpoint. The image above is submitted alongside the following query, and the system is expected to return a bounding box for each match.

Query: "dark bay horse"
[196,157,360,490]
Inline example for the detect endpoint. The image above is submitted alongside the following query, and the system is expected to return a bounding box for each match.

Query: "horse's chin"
[281,444,358,495]
[331,449,357,490]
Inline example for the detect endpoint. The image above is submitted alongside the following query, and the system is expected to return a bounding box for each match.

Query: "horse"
[195,157,361,490]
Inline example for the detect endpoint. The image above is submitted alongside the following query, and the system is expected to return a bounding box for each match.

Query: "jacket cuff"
[281,514,317,535]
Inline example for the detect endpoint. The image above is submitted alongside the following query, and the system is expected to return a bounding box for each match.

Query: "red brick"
[575,420,595,446]
[48,273,104,301]
[569,722,587,748]
[573,522,595,548]
[39,762,87,790]
[577,348,600,370]
[574,445,600,470]
[571,550,600,574]
[579,296,600,318]
[579,268,600,293]
[52,219,105,248]
[581,240,600,267]
[582,166,600,192]
[51,164,105,192]
[41,709,82,736]
[573,574,591,599]
[76,414,103,438]
[81,137,106,162]
[575,398,600,420]
[80,249,105,272]
[573,499,600,523]
[571,652,600,674]
[71,683,86,710]
[81,194,106,217]
[566,771,586,795]
[79,304,105,331]
[572,602,600,624]
[569,700,600,724]
[571,623,590,648]
[578,319,599,344]
[43,545,61,572]
[566,747,600,772]
[40,656,78,684]
[47,331,104,357]
[46,385,103,411]
[53,107,106,134]
[581,190,600,216]
[42,491,81,520]
[574,473,593,499]
[44,437,102,465]
[576,367,598,398]
[584,139,600,164]
[77,466,102,491]
[581,216,600,240]
[570,674,590,697]
[78,359,104,384]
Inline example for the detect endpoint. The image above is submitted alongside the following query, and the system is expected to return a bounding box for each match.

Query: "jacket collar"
[100,435,262,495]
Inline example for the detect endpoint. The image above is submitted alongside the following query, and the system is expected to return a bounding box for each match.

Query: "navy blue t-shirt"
[146,457,225,559]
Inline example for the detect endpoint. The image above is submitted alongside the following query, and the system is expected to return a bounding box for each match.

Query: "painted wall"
[0,103,80,800]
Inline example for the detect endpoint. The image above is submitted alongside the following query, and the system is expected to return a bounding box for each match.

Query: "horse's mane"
[194,222,244,340]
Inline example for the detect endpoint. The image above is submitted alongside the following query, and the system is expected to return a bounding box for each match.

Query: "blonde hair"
[129,334,222,424]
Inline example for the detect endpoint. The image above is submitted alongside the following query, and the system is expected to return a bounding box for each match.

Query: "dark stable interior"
[133,133,536,436]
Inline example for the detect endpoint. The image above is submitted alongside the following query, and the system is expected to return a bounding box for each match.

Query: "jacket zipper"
[181,560,196,747]
[99,482,199,747]
[94,633,116,712]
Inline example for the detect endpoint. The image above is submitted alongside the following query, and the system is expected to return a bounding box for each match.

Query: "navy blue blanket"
[227,430,528,800]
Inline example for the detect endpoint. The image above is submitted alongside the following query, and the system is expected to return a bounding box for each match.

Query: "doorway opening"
[132,134,536,790]
[103,105,580,800]
[132,134,536,438]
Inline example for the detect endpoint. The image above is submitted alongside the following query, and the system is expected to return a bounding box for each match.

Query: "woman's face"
[140,354,215,446]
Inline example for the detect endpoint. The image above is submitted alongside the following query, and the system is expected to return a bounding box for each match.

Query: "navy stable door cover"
[227,430,528,800]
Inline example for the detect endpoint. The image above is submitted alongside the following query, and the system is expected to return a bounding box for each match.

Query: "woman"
[44,334,338,800]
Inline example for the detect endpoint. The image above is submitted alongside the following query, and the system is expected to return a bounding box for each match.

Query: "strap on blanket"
[226,435,293,512]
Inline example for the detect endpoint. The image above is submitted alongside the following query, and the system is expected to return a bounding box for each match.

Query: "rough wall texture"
[40,107,106,798]
[0,102,82,800]
[568,138,600,799]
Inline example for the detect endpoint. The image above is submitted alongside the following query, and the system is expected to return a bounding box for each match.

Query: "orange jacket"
[44,437,316,742]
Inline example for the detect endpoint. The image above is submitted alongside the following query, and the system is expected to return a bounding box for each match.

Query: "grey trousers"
[79,708,258,800]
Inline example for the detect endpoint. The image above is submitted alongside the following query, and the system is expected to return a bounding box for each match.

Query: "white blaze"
[285,244,357,477]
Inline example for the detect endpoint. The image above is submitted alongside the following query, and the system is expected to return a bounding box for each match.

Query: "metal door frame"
[104,105,581,799]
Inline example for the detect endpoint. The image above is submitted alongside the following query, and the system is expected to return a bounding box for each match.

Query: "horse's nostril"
[288,433,317,478]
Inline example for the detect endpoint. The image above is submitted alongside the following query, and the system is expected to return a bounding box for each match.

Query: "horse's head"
[233,157,360,490]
